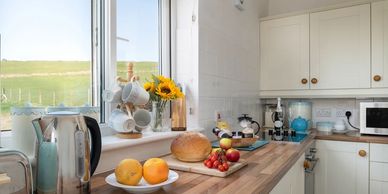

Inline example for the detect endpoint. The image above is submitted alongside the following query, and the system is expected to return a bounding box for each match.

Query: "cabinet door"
[310,4,371,89]
[260,14,310,91]
[270,154,305,194]
[371,181,388,194]
[372,1,388,88]
[315,140,369,194]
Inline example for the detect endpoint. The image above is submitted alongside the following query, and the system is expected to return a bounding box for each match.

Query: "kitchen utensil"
[316,122,334,132]
[161,154,247,177]
[288,101,312,132]
[237,114,260,135]
[290,116,308,133]
[0,149,33,194]
[212,139,269,150]
[103,83,124,103]
[47,104,100,123]
[10,105,45,158]
[105,170,179,194]
[108,109,136,133]
[122,81,150,105]
[133,109,151,131]
[334,120,346,131]
[32,112,101,194]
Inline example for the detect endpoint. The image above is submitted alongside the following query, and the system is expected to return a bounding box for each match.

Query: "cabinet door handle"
[301,78,308,84]
[0,173,11,185]
[359,150,367,157]
[311,78,318,84]
[303,160,311,169]
[373,75,382,82]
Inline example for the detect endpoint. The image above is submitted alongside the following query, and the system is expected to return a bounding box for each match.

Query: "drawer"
[370,181,388,194]
[371,162,388,181]
[371,143,388,162]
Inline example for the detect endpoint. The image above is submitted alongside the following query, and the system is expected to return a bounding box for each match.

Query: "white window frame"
[95,0,171,124]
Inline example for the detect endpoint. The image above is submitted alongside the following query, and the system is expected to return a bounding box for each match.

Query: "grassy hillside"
[0,60,158,130]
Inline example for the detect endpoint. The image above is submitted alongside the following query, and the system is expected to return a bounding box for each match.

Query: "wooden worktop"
[91,135,314,194]
[314,130,388,144]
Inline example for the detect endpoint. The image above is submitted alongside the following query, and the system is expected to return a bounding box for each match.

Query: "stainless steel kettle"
[32,112,101,194]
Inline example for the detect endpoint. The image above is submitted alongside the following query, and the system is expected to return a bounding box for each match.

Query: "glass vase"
[152,101,168,132]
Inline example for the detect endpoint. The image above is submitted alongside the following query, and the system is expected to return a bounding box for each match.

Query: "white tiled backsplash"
[263,98,388,130]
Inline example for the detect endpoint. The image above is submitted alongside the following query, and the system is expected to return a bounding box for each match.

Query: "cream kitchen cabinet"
[370,143,388,194]
[315,140,369,194]
[270,153,305,194]
[372,1,388,88]
[310,4,371,90]
[260,14,310,91]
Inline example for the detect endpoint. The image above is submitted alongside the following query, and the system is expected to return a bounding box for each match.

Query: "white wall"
[174,0,269,139]
[197,0,268,139]
[268,0,372,16]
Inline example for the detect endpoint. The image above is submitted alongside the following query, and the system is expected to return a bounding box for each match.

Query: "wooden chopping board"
[161,154,248,177]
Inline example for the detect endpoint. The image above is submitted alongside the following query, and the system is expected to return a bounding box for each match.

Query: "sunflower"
[144,82,155,92]
[156,81,177,100]
[157,75,171,83]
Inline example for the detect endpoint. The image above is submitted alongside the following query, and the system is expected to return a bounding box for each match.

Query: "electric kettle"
[32,112,101,194]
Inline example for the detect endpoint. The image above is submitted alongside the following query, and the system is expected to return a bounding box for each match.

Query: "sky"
[0,0,159,61]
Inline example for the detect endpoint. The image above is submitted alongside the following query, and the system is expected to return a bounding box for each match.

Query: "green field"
[0,60,158,130]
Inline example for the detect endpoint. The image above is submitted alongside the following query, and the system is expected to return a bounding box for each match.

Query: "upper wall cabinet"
[310,4,371,90]
[372,1,388,88]
[260,14,310,91]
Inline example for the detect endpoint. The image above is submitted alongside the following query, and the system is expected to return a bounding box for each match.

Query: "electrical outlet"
[316,108,332,117]
[335,108,347,117]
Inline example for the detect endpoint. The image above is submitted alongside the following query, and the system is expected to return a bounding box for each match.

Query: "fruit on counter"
[226,148,240,162]
[170,132,212,162]
[211,148,222,154]
[219,138,232,150]
[143,158,169,185]
[115,159,143,186]
[203,152,230,172]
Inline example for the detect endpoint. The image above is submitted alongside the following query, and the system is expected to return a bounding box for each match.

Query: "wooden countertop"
[91,135,314,194]
[314,130,388,144]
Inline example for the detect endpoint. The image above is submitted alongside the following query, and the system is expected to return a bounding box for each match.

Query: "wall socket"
[335,108,348,117]
[315,108,332,117]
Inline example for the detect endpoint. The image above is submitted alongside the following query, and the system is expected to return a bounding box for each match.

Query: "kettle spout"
[32,118,46,144]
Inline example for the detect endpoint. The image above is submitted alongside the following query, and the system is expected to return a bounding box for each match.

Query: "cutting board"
[161,154,248,177]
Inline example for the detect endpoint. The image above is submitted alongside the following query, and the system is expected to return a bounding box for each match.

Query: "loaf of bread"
[170,132,211,162]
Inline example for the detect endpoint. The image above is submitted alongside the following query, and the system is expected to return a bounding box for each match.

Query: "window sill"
[1,127,205,174]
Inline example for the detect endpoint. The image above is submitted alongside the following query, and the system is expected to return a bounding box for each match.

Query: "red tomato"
[218,165,225,172]
[213,160,220,168]
[223,162,229,171]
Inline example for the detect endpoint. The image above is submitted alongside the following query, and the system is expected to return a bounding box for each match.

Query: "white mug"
[103,84,123,103]
[133,109,152,131]
[108,109,136,133]
[121,81,150,105]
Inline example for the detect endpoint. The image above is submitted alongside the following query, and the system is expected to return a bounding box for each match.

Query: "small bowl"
[105,170,179,193]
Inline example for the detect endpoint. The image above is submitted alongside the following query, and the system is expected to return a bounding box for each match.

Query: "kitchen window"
[0,0,171,130]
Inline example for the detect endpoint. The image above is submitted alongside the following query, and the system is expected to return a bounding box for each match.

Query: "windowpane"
[0,0,93,130]
[116,0,160,85]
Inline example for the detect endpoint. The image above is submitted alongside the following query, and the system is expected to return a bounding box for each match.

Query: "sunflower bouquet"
[144,75,183,131]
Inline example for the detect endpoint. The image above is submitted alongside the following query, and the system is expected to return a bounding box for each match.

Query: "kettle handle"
[84,116,102,176]
[251,121,261,135]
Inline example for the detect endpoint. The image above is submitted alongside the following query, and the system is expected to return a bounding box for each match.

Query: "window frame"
[95,0,171,124]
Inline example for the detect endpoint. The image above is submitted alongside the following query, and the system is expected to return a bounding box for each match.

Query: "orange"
[115,159,143,186]
[143,158,169,184]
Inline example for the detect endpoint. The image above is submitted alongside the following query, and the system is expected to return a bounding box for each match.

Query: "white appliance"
[360,102,388,135]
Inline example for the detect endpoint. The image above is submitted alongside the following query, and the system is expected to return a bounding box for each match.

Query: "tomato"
[203,159,208,166]
[206,161,213,168]
[213,160,220,168]
[222,162,229,171]
[210,155,218,162]
[218,165,225,172]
